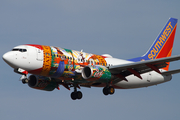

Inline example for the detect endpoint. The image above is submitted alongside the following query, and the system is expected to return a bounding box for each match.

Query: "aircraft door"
[37,48,43,61]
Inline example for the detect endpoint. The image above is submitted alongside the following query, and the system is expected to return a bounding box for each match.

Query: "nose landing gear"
[20,75,28,84]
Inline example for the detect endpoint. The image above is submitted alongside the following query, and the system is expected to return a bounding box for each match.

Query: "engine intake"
[82,66,93,79]
[28,75,57,91]
[82,65,111,81]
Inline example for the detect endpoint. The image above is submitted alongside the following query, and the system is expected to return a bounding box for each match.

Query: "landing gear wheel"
[22,79,28,84]
[71,91,83,100]
[103,87,109,95]
[103,86,115,96]
[76,91,83,99]
[71,92,77,100]
[108,86,115,95]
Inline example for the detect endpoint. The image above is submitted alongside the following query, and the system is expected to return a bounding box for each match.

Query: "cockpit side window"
[21,49,27,52]
[12,49,19,51]
[12,48,27,52]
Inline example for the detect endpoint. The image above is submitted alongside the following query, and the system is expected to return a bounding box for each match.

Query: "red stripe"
[26,44,43,50]
[156,25,177,71]
[156,25,177,59]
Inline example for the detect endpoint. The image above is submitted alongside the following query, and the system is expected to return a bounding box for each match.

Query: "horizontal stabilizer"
[110,55,180,72]
[162,69,180,75]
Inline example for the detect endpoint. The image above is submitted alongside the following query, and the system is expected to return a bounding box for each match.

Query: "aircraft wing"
[109,55,180,79]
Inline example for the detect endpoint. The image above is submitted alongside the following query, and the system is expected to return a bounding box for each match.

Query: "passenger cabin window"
[12,49,27,52]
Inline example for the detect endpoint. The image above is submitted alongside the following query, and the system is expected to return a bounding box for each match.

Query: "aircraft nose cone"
[2,52,16,68]
[3,52,10,62]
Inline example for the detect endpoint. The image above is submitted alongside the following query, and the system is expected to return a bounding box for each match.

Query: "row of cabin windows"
[45,53,75,60]
[45,53,114,66]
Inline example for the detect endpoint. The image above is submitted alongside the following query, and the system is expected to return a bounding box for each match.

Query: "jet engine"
[28,75,57,91]
[81,65,111,81]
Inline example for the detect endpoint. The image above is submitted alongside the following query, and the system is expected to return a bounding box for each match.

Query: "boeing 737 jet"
[3,18,180,100]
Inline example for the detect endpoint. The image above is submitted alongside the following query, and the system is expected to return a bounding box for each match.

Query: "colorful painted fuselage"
[9,44,114,83]
[30,44,111,82]
[4,43,172,90]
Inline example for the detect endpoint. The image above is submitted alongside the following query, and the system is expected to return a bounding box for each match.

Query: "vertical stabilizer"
[129,18,178,71]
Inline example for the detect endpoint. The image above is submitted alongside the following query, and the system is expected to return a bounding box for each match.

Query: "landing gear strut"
[22,79,28,84]
[70,84,83,100]
[103,86,115,96]
[20,75,28,84]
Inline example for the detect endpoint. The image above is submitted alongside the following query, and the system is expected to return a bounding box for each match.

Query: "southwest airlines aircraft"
[3,18,180,100]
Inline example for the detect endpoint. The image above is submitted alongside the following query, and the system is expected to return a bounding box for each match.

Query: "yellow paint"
[40,45,52,76]
[148,22,173,59]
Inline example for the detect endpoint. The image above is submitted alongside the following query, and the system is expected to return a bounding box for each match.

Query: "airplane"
[2,17,180,100]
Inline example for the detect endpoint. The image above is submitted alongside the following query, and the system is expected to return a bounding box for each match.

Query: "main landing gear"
[71,91,83,100]
[103,86,115,95]
[70,85,115,100]
[71,85,83,100]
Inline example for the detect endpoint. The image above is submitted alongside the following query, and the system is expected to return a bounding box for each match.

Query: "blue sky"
[1,0,180,120]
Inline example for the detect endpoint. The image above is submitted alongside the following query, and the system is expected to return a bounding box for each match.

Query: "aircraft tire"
[77,91,83,99]
[71,92,77,100]
[108,86,115,95]
[103,86,115,95]
[22,79,27,84]
[71,91,83,100]
[103,87,109,95]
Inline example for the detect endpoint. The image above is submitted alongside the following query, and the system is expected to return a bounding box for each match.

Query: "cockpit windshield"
[12,48,27,52]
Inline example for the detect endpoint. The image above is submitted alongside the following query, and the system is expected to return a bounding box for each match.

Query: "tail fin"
[129,18,178,71]
[143,18,178,70]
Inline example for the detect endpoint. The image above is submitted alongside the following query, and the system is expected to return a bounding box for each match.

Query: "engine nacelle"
[82,65,111,81]
[28,75,57,91]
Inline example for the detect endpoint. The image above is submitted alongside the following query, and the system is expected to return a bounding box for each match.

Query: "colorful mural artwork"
[31,45,110,82]
[29,75,57,91]
[85,65,111,82]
